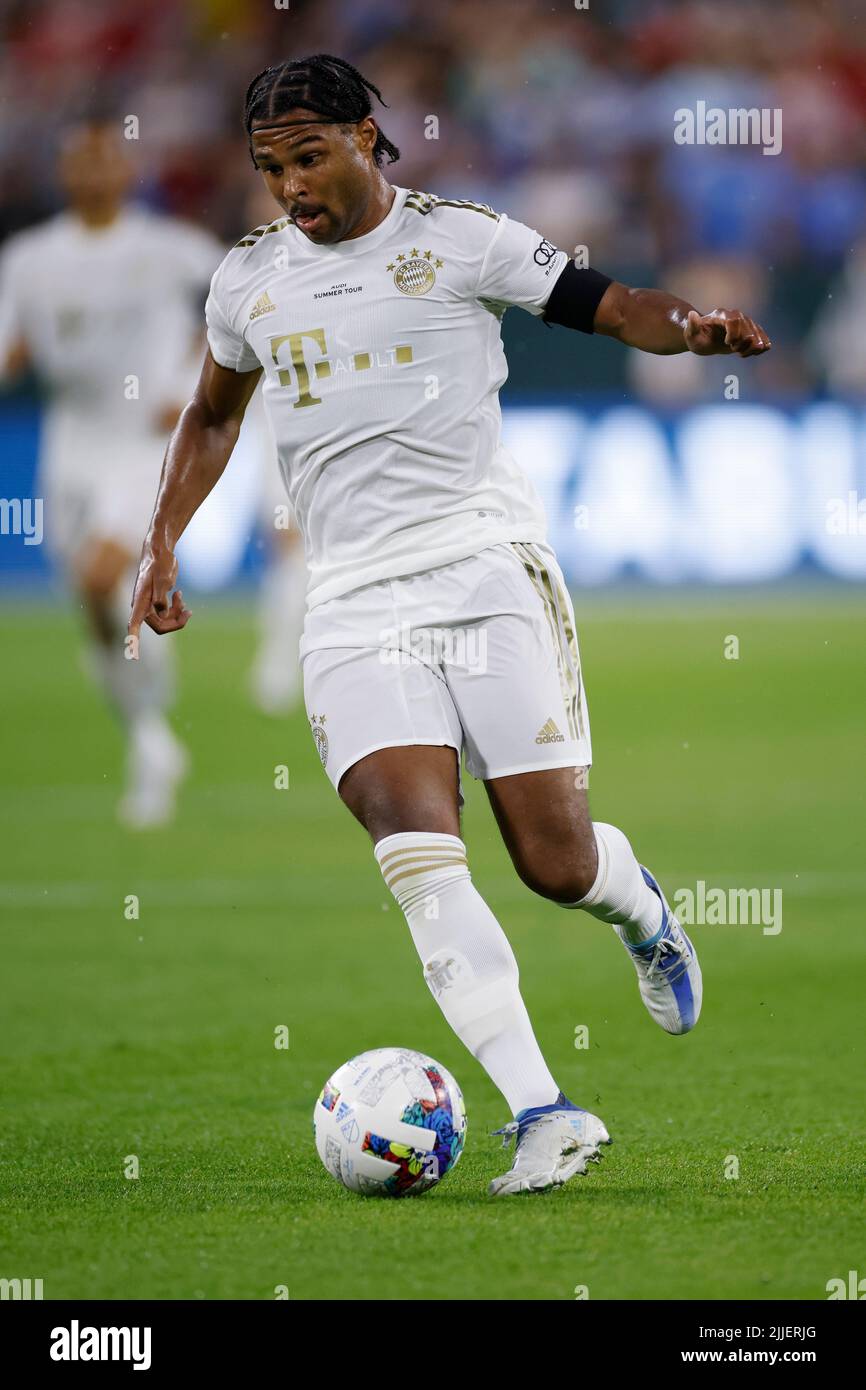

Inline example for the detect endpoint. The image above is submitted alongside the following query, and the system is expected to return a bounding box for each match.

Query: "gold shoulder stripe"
[405,192,499,221]
[232,217,291,250]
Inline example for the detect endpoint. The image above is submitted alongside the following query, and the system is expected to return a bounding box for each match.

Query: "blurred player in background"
[0,120,224,825]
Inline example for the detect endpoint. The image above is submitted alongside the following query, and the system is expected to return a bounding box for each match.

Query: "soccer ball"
[313,1047,467,1197]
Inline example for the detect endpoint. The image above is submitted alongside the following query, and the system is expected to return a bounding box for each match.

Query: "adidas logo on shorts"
[535,717,565,745]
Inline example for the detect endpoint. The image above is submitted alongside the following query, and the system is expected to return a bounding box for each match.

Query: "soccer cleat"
[488,1091,611,1197]
[623,866,702,1035]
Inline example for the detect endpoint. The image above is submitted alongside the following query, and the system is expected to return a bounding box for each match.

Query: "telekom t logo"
[269,329,413,407]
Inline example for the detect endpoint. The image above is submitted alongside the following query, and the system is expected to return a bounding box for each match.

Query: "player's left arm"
[592,279,772,357]
[542,260,771,358]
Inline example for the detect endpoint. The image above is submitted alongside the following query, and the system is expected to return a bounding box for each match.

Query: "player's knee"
[346,790,458,844]
[80,570,116,605]
[78,552,123,604]
[514,835,598,906]
[77,539,131,605]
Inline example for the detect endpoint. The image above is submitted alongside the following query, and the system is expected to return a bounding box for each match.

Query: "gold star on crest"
[410,247,419,257]
[423,249,432,259]
[396,253,406,262]
[435,258,444,268]
[386,262,395,271]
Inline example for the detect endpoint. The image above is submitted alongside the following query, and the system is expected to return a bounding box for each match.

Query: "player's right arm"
[128,350,262,645]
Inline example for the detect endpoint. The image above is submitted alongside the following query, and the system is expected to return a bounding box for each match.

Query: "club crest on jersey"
[310,713,329,767]
[386,249,443,296]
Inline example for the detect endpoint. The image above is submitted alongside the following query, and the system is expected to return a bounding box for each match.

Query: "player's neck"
[72,203,124,231]
[342,179,395,242]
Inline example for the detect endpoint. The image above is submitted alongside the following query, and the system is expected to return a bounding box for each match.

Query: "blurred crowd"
[1,0,865,395]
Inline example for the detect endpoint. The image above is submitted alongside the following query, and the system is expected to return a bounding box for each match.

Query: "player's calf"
[77,538,135,644]
[485,765,599,903]
[486,768,702,1033]
[560,823,703,1035]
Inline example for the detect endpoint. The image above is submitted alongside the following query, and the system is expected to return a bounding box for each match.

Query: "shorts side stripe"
[511,542,579,741]
[524,543,587,743]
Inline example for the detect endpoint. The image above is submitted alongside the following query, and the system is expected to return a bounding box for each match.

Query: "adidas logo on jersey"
[249,291,277,320]
[535,717,565,745]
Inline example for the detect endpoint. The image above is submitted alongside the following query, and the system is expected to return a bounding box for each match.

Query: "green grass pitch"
[1,591,865,1301]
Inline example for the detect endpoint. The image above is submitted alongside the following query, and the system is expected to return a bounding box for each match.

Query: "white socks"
[373,824,664,1114]
[561,822,663,946]
[85,580,182,823]
[375,832,560,1115]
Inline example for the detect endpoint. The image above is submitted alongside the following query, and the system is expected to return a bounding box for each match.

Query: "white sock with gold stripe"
[374,831,560,1116]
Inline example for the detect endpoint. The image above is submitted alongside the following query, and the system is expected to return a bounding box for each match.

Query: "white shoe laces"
[490,1120,519,1149]
[643,931,690,981]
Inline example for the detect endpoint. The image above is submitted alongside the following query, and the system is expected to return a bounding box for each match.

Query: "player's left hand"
[684,309,772,357]
[128,545,191,655]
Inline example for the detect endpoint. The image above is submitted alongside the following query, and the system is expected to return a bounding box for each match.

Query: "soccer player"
[128,56,771,1193]
[0,120,224,826]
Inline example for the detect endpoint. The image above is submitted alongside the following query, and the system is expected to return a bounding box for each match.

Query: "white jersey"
[0,207,223,451]
[0,207,224,562]
[205,186,569,609]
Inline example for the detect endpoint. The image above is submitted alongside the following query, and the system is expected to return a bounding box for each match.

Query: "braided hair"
[243,54,400,167]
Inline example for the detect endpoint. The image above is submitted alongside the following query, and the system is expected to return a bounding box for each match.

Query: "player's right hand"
[127,545,191,655]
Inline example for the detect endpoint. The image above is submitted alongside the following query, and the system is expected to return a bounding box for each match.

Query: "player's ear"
[355,117,378,156]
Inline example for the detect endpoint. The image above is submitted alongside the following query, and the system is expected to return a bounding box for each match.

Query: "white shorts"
[299,541,592,806]
[38,413,166,567]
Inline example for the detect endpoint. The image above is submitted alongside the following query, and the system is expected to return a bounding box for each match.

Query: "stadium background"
[2,0,865,1302]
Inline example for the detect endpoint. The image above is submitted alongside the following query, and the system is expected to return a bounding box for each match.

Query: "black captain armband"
[542,261,613,334]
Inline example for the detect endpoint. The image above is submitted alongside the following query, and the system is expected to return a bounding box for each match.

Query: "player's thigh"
[442,541,596,900]
[445,541,591,780]
[484,765,596,903]
[301,645,464,842]
[340,745,461,842]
